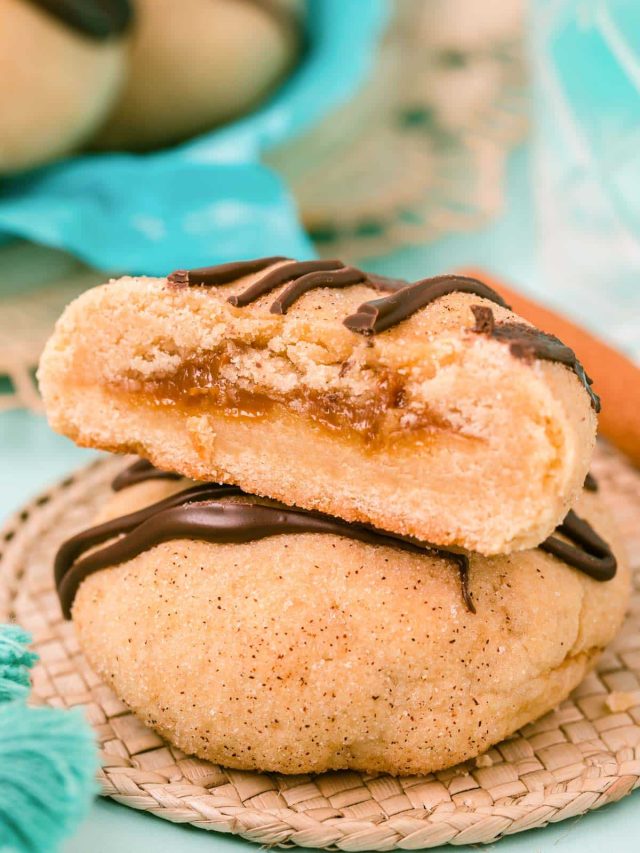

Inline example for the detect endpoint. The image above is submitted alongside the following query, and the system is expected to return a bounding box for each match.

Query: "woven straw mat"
[1,443,640,850]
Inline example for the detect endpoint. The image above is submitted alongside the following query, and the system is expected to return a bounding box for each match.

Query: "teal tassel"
[0,625,38,702]
[0,624,99,853]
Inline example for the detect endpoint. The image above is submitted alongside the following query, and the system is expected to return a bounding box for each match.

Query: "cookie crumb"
[475,753,493,768]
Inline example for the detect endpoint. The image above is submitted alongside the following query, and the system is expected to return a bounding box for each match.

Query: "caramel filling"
[111,352,454,443]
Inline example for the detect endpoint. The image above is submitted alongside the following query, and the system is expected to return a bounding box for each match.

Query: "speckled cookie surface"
[71,478,630,776]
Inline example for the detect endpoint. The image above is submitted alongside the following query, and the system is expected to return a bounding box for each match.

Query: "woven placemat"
[2,444,640,849]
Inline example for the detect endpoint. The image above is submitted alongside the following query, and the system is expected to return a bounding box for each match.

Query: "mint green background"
[1,146,639,850]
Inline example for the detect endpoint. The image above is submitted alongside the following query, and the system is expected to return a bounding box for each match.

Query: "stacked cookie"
[39,258,629,775]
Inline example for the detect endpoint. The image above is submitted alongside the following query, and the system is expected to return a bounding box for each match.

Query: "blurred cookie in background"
[0,0,131,173]
[93,0,305,152]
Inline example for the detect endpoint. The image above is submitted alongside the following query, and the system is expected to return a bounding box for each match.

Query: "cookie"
[0,0,130,172]
[62,465,628,776]
[93,0,303,151]
[39,260,598,555]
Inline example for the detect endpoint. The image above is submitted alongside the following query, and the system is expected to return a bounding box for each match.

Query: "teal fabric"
[0,160,314,274]
[0,0,388,275]
[0,626,98,853]
[0,626,36,702]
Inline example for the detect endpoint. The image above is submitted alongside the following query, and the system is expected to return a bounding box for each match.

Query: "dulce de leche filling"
[109,348,455,444]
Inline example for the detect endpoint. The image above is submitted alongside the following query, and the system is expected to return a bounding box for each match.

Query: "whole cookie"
[0,0,130,172]
[93,0,303,151]
[70,477,629,776]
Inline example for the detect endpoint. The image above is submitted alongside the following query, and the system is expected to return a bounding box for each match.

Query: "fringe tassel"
[0,624,98,852]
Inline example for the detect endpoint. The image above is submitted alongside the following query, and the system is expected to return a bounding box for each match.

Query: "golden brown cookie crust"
[71,480,629,776]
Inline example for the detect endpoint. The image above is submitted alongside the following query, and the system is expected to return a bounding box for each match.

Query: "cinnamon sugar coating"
[71,479,629,776]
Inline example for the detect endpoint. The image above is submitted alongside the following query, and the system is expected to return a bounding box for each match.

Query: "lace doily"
[266,0,527,261]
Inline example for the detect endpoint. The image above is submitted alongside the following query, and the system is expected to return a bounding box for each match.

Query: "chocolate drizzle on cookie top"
[164,258,600,410]
[56,465,473,619]
[227,259,370,310]
[470,304,600,412]
[55,483,243,611]
[167,261,507,328]
[584,472,599,492]
[54,459,475,619]
[28,0,133,40]
[167,257,287,289]
[169,258,396,314]
[541,511,616,582]
[111,458,182,492]
[55,459,617,620]
[342,275,510,335]
[167,261,506,330]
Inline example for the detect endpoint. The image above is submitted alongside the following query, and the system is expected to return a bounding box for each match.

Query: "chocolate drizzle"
[342,275,509,335]
[471,305,600,412]
[540,510,616,582]
[230,259,335,305]
[56,469,472,619]
[111,458,182,492]
[167,261,504,329]
[167,257,286,289]
[584,472,599,492]
[271,267,367,315]
[55,455,617,620]
[55,484,243,617]
[167,257,399,315]
[164,257,600,413]
[27,0,132,40]
[457,560,475,614]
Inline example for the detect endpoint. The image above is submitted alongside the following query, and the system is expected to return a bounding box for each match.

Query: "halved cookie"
[39,260,598,554]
